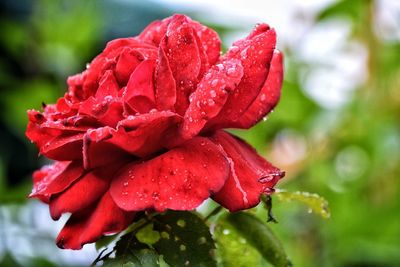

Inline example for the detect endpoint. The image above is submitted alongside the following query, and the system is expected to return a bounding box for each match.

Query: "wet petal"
[211,131,284,211]
[48,164,122,220]
[137,19,171,45]
[83,127,132,170]
[231,50,283,128]
[56,192,134,250]
[114,47,144,85]
[40,133,84,161]
[83,111,181,160]
[30,161,84,203]
[207,25,276,129]
[190,20,221,65]
[110,137,229,212]
[179,59,243,140]
[154,47,176,110]
[123,59,156,114]
[161,15,201,114]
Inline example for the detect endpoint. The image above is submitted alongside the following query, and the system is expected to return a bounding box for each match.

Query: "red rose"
[26,14,284,250]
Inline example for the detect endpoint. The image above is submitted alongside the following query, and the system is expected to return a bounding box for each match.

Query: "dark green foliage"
[152,211,217,267]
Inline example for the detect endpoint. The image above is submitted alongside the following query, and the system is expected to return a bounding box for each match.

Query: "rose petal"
[190,20,221,65]
[49,165,119,220]
[231,50,283,128]
[40,133,84,160]
[56,192,134,250]
[161,15,201,115]
[178,59,243,140]
[154,47,176,110]
[29,161,84,203]
[83,127,132,170]
[206,25,276,129]
[83,111,181,161]
[110,137,229,212]
[115,48,144,85]
[123,59,156,114]
[211,131,284,211]
[137,19,171,46]
[95,70,120,99]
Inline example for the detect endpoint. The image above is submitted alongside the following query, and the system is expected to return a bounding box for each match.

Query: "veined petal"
[206,25,276,129]
[30,161,84,203]
[211,131,284,211]
[110,137,229,212]
[123,59,156,114]
[56,192,134,250]
[230,50,283,128]
[179,59,243,140]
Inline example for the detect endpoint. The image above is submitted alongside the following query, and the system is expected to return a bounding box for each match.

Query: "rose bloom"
[26,14,284,249]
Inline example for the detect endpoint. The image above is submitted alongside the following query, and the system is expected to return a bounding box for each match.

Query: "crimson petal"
[110,137,229,212]
[206,24,276,129]
[231,50,283,128]
[179,59,243,140]
[154,47,176,111]
[83,127,132,170]
[40,133,84,160]
[56,192,134,250]
[123,59,156,114]
[211,131,284,211]
[161,15,201,115]
[83,111,181,161]
[49,165,118,220]
[115,47,144,85]
[30,161,84,203]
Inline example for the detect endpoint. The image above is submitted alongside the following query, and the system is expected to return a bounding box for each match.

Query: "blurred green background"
[0,0,399,266]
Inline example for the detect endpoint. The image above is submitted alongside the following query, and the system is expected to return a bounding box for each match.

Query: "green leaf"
[214,216,262,267]
[95,234,118,251]
[274,190,330,219]
[101,234,159,267]
[153,211,217,267]
[226,212,291,267]
[136,223,161,245]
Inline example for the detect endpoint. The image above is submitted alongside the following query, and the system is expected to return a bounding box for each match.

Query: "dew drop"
[223,229,230,235]
[210,90,216,97]
[230,46,239,53]
[161,232,170,239]
[227,67,236,76]
[258,175,273,183]
[177,219,186,228]
[264,187,275,195]
[198,237,207,245]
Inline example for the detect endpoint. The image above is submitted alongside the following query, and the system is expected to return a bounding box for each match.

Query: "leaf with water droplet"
[214,215,262,267]
[274,189,330,219]
[152,211,217,267]
[101,233,160,267]
[225,212,291,267]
